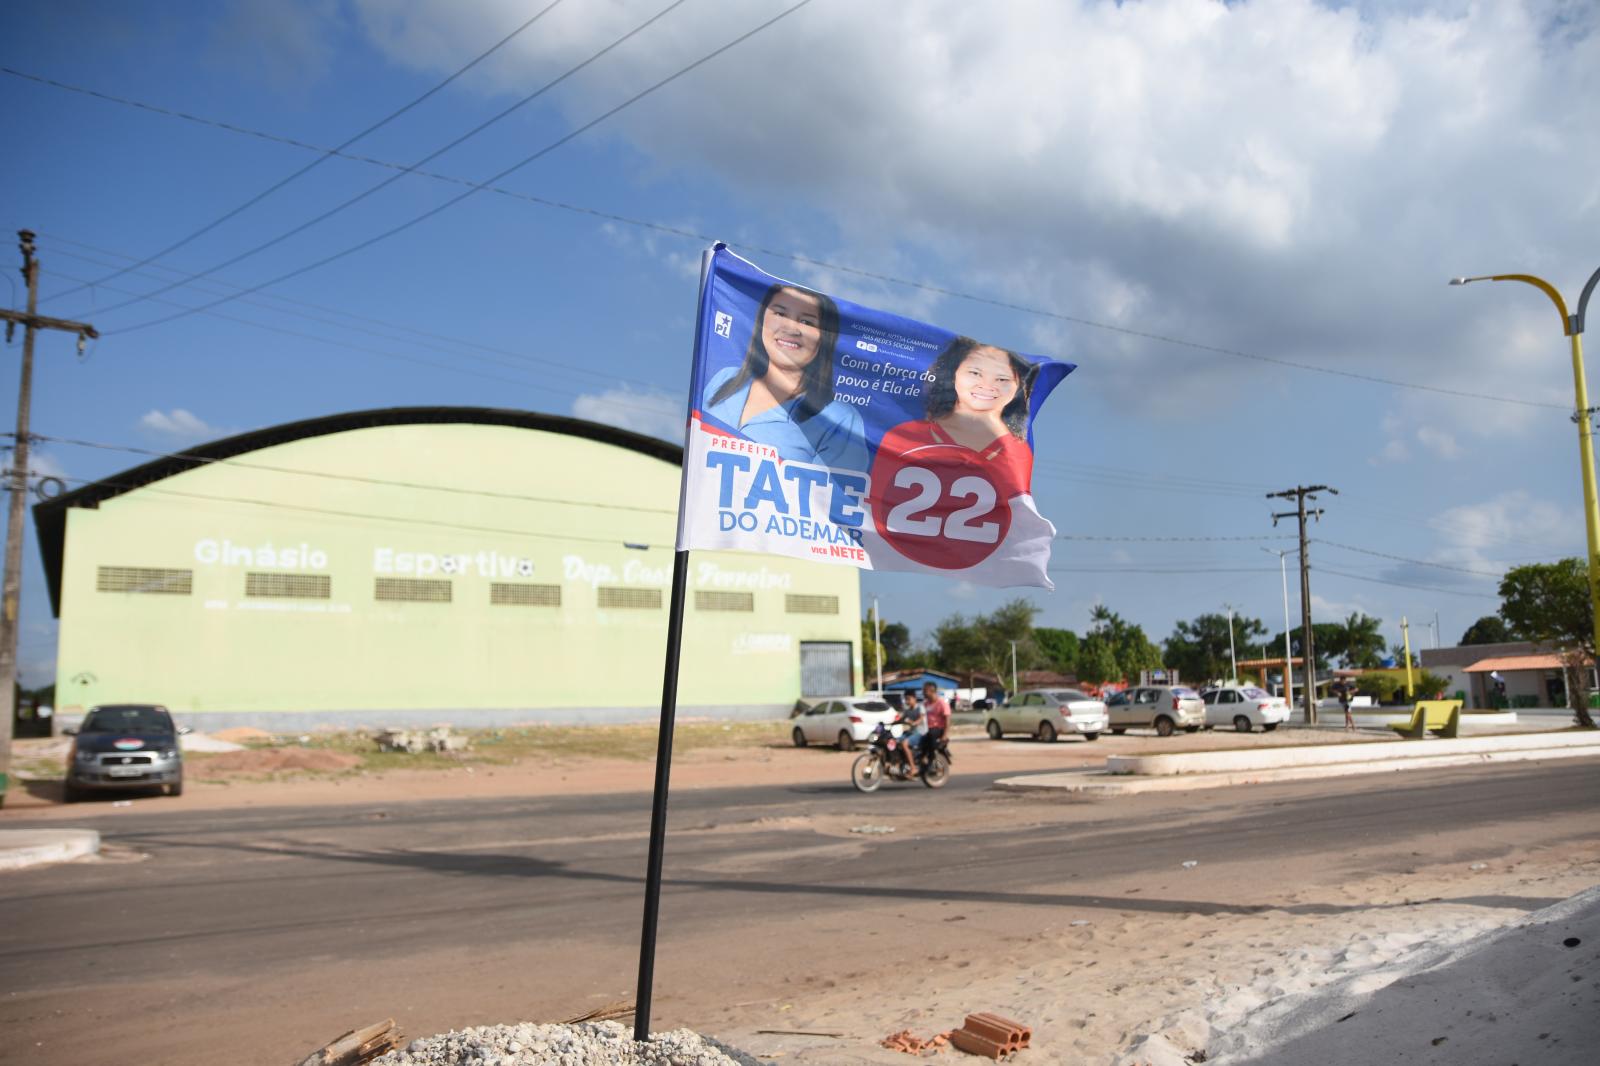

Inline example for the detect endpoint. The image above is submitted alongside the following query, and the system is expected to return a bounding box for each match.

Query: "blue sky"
[2,0,1596,684]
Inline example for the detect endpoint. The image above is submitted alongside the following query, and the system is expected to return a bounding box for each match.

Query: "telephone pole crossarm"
[0,308,99,340]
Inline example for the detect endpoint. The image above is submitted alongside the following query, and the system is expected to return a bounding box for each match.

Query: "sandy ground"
[699,838,1600,1064]
[1,725,1390,819]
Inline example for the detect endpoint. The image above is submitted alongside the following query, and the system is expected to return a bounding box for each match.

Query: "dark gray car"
[64,704,186,801]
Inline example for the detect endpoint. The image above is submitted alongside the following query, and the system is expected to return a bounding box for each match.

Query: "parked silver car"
[1105,685,1205,737]
[985,689,1108,742]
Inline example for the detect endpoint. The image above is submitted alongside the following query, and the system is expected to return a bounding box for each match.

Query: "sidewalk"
[0,828,99,870]
[997,729,1600,794]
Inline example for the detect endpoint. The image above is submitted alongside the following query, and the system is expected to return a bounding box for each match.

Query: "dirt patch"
[201,748,363,775]
[212,726,275,744]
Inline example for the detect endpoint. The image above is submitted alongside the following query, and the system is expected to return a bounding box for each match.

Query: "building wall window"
[598,586,662,609]
[490,582,562,607]
[375,577,452,603]
[785,593,839,615]
[694,590,754,612]
[246,572,332,600]
[96,566,192,595]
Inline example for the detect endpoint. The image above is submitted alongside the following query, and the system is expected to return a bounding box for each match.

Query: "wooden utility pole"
[0,231,97,804]
[1268,484,1337,725]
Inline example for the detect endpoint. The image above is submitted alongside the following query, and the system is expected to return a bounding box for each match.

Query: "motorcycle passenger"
[918,681,951,767]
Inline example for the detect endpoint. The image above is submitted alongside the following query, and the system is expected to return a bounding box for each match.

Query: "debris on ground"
[376,728,470,754]
[212,725,274,744]
[370,1021,760,1066]
[295,1017,403,1066]
[850,824,896,834]
[179,732,245,753]
[881,1028,952,1054]
[1181,860,1199,869]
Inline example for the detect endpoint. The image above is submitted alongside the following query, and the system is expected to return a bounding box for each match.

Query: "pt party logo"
[676,246,1074,589]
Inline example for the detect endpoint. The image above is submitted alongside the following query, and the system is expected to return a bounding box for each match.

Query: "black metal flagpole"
[634,242,719,1041]
[632,547,689,1040]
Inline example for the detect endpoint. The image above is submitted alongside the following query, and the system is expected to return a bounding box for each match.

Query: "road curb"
[0,829,101,871]
[995,743,1600,794]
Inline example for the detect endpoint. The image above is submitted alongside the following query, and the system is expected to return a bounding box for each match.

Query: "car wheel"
[1082,732,1100,742]
[791,727,807,748]
[1037,720,1057,743]
[1263,722,1280,732]
[1154,716,1175,737]
[167,778,184,797]
[1233,715,1253,734]
[836,730,855,752]
[1111,727,1127,735]
[985,719,1003,740]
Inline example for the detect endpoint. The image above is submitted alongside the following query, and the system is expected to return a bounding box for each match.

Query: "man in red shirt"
[918,681,951,766]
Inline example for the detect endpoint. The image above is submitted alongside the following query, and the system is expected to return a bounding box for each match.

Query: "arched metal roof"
[31,406,683,615]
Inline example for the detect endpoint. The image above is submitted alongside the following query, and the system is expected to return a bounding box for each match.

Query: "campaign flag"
[676,245,1075,589]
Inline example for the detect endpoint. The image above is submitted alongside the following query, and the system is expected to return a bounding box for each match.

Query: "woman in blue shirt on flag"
[702,283,868,472]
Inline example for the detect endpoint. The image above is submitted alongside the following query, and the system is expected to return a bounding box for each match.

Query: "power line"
[36,1,567,305]
[26,432,679,515]
[1056,533,1293,543]
[39,266,687,426]
[1314,566,1501,600]
[106,0,818,335]
[88,0,688,319]
[1315,539,1513,578]
[5,68,1566,411]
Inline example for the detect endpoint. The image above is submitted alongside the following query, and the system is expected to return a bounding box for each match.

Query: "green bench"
[1390,699,1463,739]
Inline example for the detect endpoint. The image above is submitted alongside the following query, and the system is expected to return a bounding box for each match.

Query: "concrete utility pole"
[0,231,97,804]
[1268,484,1337,725]
[1224,604,1238,683]
[1009,640,1018,697]
[871,596,883,694]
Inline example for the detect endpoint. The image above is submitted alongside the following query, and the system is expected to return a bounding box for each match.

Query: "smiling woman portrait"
[701,283,868,471]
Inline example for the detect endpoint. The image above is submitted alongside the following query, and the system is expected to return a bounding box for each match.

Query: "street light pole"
[871,596,883,694]
[1262,547,1295,704]
[1452,268,1600,680]
[1225,604,1238,683]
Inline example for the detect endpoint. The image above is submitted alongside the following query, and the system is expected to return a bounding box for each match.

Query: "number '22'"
[884,468,1000,543]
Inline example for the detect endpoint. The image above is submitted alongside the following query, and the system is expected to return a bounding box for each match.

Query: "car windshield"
[1172,687,1200,698]
[1241,687,1270,699]
[849,701,891,712]
[82,705,173,734]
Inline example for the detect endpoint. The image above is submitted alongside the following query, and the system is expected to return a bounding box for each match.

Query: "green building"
[34,408,862,730]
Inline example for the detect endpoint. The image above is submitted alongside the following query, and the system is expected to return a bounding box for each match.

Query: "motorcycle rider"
[896,691,925,776]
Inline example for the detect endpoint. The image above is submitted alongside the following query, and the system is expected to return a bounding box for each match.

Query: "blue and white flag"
[676,246,1074,589]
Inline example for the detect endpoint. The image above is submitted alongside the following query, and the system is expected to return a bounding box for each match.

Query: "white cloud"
[571,386,684,441]
[1426,490,1580,574]
[354,0,1600,410]
[1415,425,1461,460]
[139,408,227,442]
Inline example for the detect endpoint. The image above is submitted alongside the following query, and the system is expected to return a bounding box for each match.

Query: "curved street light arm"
[1485,274,1573,335]
[1576,265,1600,336]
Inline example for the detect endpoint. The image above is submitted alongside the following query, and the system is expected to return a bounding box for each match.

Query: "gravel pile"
[372,1020,763,1066]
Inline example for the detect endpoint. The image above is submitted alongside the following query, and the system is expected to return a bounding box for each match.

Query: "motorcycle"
[850,721,951,792]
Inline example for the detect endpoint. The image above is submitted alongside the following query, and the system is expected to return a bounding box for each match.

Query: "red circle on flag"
[870,438,1012,569]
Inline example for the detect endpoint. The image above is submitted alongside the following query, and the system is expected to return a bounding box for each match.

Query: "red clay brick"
[950,1028,1009,1059]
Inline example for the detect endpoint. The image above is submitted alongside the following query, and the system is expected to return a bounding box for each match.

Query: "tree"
[1086,604,1163,682]
[1459,615,1511,646]
[878,622,911,669]
[1034,627,1079,675]
[1267,624,1340,673]
[1499,558,1595,727]
[931,599,1043,682]
[1327,612,1386,669]
[1077,638,1119,684]
[1164,612,1266,683]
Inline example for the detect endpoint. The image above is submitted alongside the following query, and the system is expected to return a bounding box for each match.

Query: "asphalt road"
[3,759,1598,1065]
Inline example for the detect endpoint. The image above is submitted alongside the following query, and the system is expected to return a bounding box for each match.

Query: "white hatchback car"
[985,688,1109,742]
[1201,685,1291,732]
[792,697,899,750]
